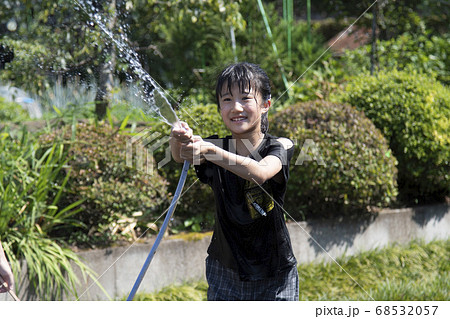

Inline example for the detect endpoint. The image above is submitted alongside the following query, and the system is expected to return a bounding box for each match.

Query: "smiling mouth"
[231,116,247,122]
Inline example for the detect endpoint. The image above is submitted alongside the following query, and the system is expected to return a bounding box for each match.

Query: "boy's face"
[218,83,269,136]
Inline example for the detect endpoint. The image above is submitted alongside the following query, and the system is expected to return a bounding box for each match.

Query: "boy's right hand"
[171,121,193,144]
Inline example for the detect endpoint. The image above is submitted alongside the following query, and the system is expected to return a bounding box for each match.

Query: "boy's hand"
[171,121,193,144]
[180,135,212,165]
[0,244,14,294]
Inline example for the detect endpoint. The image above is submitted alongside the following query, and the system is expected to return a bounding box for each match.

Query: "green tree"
[0,1,101,93]
[0,1,132,119]
[124,0,244,103]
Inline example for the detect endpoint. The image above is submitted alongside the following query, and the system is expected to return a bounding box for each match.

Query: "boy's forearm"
[203,144,280,184]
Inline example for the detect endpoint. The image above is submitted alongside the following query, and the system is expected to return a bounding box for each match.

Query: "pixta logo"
[126,128,171,175]
[295,139,326,166]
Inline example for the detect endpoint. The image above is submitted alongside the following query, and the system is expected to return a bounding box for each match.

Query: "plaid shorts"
[205,256,299,301]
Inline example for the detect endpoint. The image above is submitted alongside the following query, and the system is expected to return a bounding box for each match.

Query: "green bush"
[0,97,30,122]
[0,39,52,95]
[150,102,230,232]
[285,32,450,106]
[339,70,450,203]
[270,100,398,219]
[39,121,169,247]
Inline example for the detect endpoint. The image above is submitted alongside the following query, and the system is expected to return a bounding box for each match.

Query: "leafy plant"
[270,100,398,219]
[339,70,450,204]
[39,121,169,247]
[287,58,346,104]
[38,80,97,119]
[0,127,101,300]
[0,96,30,122]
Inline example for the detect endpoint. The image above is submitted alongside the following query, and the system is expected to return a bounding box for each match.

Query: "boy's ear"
[262,99,271,113]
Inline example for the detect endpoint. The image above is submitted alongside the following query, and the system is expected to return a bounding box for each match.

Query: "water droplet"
[6,19,17,32]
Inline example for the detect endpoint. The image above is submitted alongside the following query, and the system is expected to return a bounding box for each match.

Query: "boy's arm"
[0,241,14,293]
[172,122,290,184]
[202,142,282,185]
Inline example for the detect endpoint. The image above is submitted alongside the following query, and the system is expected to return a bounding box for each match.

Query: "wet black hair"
[215,62,271,133]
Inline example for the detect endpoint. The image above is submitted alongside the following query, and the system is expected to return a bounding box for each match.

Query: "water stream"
[73,0,180,127]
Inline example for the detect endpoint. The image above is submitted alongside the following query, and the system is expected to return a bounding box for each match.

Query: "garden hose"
[127,160,190,301]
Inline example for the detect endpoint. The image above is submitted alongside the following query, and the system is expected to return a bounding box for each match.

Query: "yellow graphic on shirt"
[244,181,274,219]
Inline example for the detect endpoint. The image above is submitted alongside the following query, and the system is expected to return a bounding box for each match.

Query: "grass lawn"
[129,239,449,301]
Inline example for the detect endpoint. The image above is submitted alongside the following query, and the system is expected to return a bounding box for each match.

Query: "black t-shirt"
[194,133,297,281]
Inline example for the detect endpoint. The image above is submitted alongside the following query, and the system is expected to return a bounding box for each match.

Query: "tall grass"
[129,240,449,301]
[298,240,449,301]
[129,282,208,301]
[38,80,96,118]
[0,127,105,300]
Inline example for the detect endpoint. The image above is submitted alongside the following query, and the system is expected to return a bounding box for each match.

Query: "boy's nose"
[232,101,244,111]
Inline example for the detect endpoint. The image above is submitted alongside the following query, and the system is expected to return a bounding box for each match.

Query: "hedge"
[270,100,398,219]
[339,70,450,204]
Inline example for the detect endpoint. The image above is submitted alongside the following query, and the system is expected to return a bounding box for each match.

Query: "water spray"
[73,0,191,300]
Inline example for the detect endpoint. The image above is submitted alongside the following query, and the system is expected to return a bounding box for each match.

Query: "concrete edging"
[3,204,449,301]
[76,204,449,300]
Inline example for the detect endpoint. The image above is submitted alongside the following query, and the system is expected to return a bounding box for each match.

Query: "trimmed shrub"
[270,100,398,219]
[39,121,169,246]
[339,70,450,204]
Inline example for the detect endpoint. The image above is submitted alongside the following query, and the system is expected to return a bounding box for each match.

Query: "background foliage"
[39,121,169,247]
[342,32,450,85]
[0,0,448,299]
[339,70,450,204]
[0,97,30,122]
[0,127,99,300]
[270,100,398,219]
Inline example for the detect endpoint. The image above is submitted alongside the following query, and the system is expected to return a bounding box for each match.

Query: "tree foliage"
[0,1,106,94]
